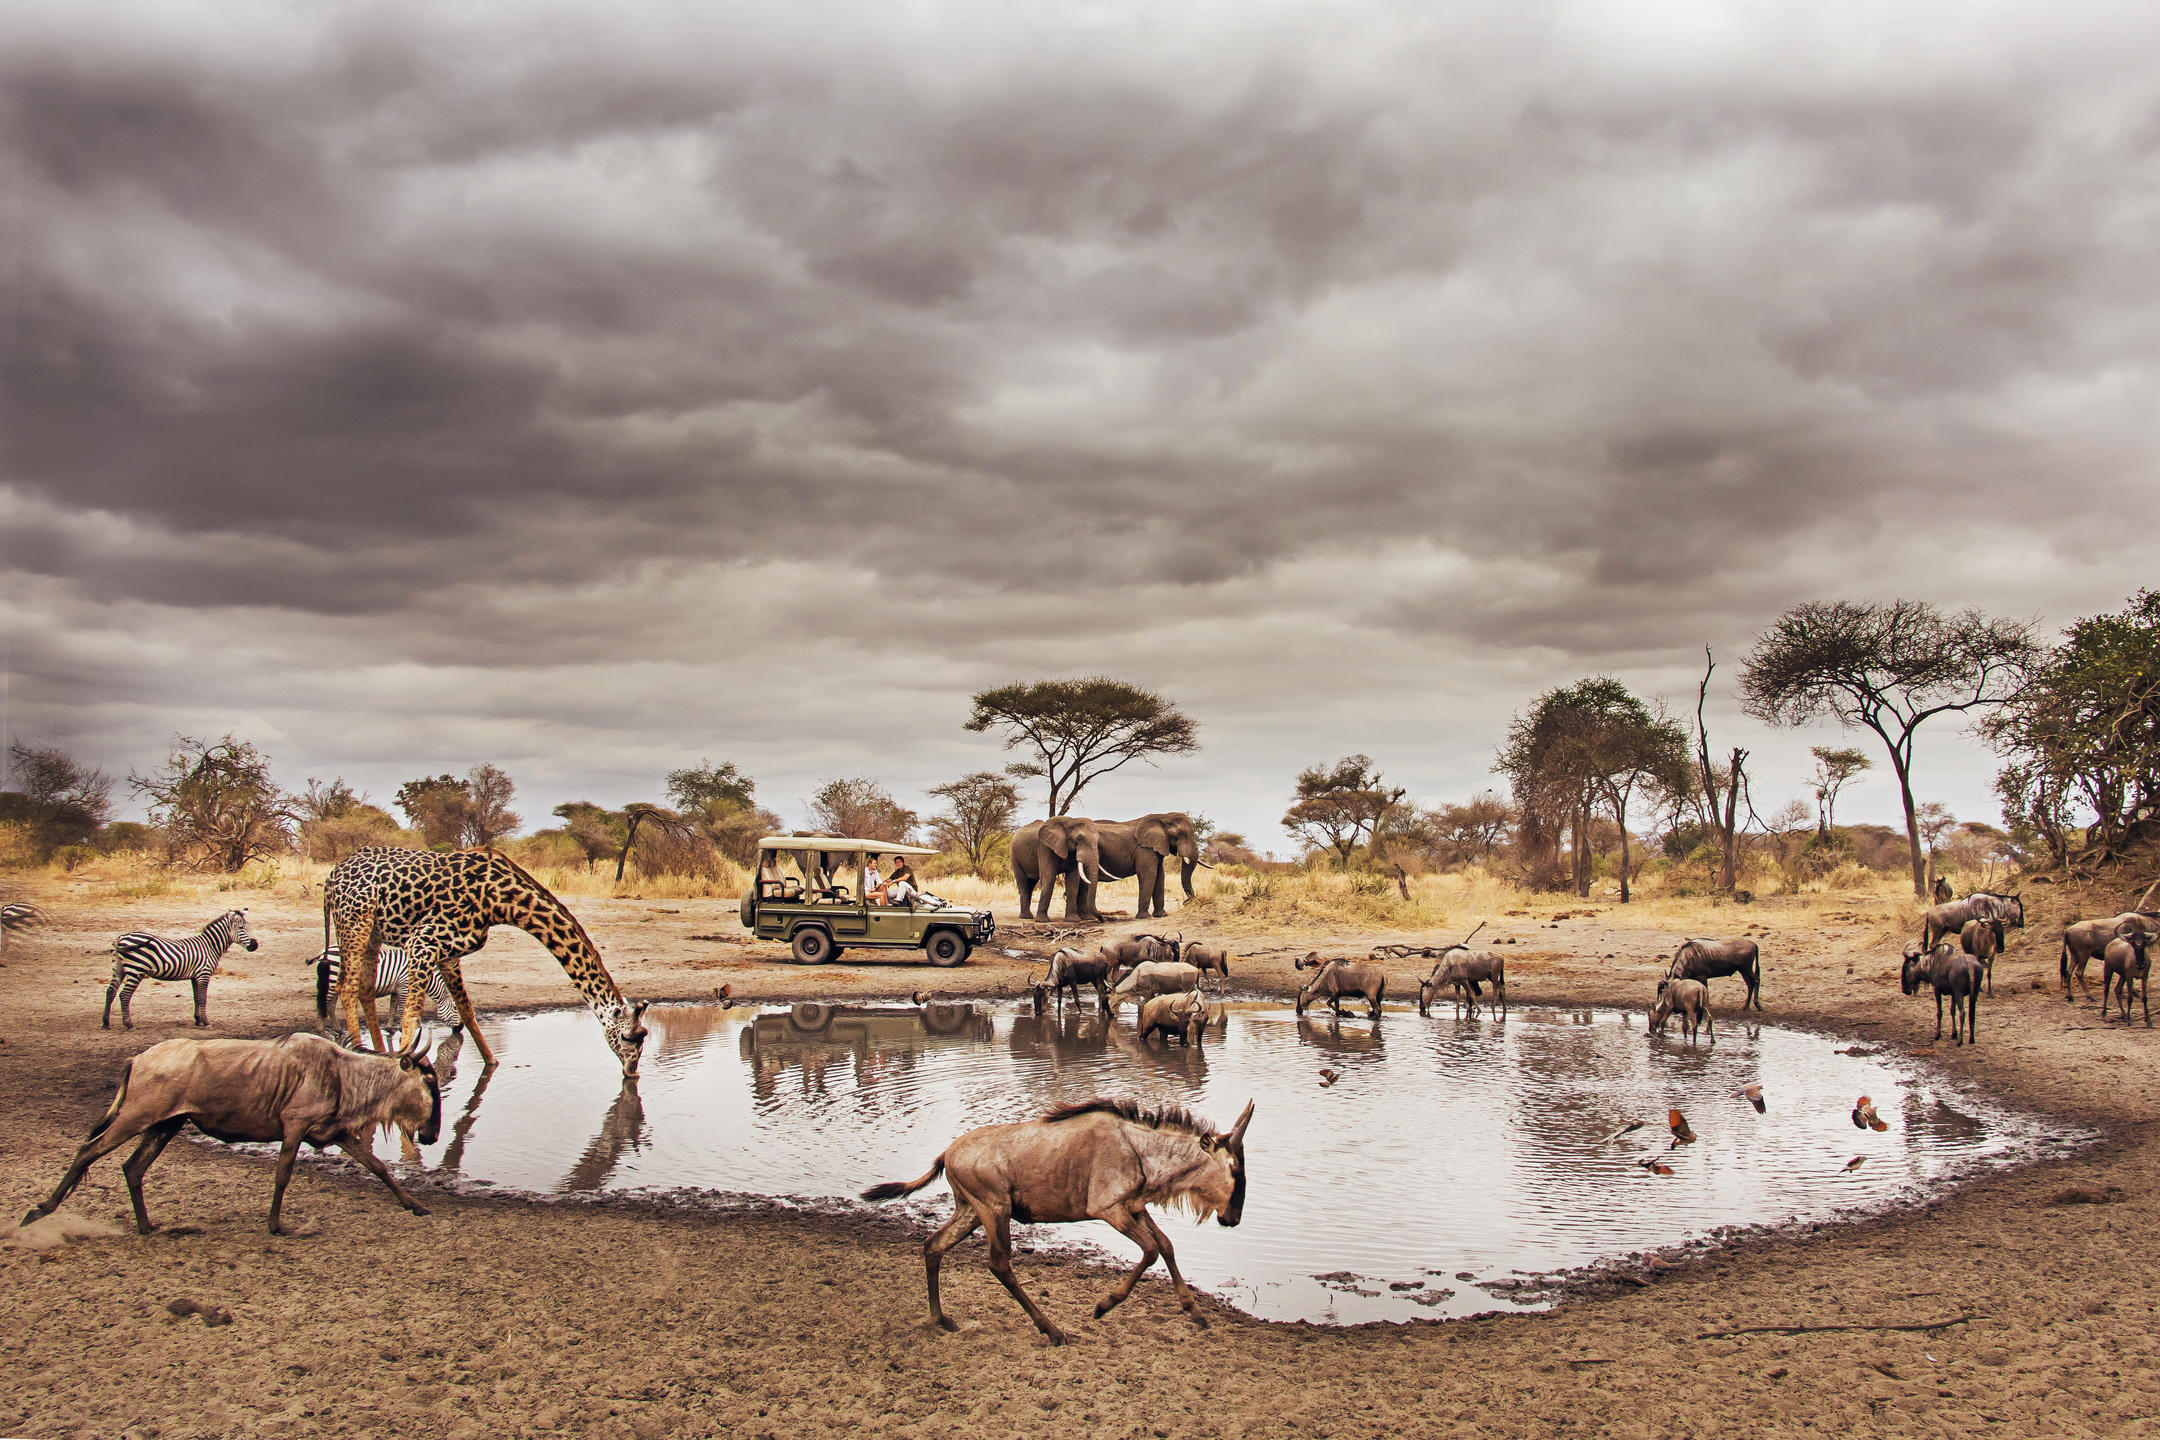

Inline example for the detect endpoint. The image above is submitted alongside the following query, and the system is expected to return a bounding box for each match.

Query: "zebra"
[2,902,42,933]
[104,909,257,1029]
[312,943,463,1037]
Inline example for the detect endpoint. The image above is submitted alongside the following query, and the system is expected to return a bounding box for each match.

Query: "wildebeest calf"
[23,1029,441,1235]
[1648,978,1712,1043]
[1417,949,1506,1017]
[1958,917,2004,997]
[1667,938,1762,1011]
[1902,942,1982,1046]
[2102,930,2154,1028]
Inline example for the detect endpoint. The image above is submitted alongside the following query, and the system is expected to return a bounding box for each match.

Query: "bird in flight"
[1668,1109,1697,1148]
[1601,1120,1646,1145]
[1637,1158,1675,1177]
[1852,1096,1888,1132]
[1844,1156,1867,1172]
[1318,1069,1341,1087]
[1741,1084,1765,1114]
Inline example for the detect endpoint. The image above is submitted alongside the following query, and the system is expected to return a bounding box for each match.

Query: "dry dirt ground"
[4,878,2158,1440]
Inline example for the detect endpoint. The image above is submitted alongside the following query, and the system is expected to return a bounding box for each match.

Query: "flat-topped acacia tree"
[1739,600,2038,898]
[965,678,1199,817]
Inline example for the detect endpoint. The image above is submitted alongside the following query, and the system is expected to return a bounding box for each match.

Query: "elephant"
[1011,817,1098,921]
[1071,813,1205,922]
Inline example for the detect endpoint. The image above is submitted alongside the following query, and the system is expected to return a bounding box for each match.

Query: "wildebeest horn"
[1226,1100,1255,1145]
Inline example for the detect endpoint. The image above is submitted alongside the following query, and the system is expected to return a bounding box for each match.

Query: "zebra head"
[222,908,259,952]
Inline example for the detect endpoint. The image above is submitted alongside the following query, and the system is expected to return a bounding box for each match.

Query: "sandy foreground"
[3,877,2157,1440]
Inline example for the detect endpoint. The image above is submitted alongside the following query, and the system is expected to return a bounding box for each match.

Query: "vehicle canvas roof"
[756,835,941,856]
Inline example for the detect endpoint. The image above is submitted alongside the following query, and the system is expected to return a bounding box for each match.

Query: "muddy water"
[392,1001,2076,1324]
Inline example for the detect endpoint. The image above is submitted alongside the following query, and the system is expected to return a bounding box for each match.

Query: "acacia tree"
[463,764,521,847]
[132,735,298,872]
[1283,755,1405,869]
[1496,678,1685,898]
[553,801,628,871]
[965,678,1199,816]
[1740,600,2039,897]
[1808,746,1872,836]
[396,774,469,848]
[926,771,1021,871]
[809,778,919,844]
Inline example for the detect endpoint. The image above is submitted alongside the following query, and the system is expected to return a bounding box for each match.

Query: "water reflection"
[395,1002,2082,1325]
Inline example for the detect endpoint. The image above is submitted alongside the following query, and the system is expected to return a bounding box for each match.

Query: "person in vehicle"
[864,855,886,903]
[884,857,921,907]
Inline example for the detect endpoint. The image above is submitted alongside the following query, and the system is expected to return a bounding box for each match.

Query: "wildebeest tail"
[86,1060,134,1143]
[861,1155,945,1202]
[2061,938,2071,985]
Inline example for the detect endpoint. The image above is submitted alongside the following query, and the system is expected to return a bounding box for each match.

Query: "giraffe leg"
[437,957,495,1067]
[335,913,389,1052]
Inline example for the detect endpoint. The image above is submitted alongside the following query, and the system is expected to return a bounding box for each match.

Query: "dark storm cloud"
[5,1,2159,842]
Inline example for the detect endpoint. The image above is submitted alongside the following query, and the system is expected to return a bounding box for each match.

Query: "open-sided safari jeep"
[740,836,995,966]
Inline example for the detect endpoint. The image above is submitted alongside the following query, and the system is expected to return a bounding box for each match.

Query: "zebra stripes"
[313,944,463,1032]
[104,909,257,1030]
[2,902,41,933]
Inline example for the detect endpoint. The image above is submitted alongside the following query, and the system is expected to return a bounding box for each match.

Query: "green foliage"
[965,677,1199,816]
[1282,755,1404,869]
[666,760,755,816]
[1982,588,2160,866]
[926,771,1021,870]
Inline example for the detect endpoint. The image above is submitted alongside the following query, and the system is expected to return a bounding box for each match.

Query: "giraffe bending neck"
[484,855,648,1072]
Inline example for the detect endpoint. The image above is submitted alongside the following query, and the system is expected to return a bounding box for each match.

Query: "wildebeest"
[1958,917,2005,997]
[1666,938,1762,1011]
[2061,913,2160,1001]
[1293,955,1386,1021]
[1648,978,1712,1044]
[1044,947,1119,1010]
[22,1030,442,1236]
[1136,991,1212,1046]
[2101,930,2154,1027]
[860,1097,1255,1344]
[1923,891,2024,951]
[1181,942,1231,988]
[1416,948,1506,1017]
[1108,960,1202,1012]
[1902,942,1982,1046]
[1100,935,1170,971]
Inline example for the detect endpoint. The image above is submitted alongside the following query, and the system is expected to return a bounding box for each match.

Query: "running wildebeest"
[1044,947,1119,1010]
[1959,917,2005,997]
[1293,955,1386,1021]
[1666,938,1762,1011]
[1108,960,1202,1012]
[1648,977,1713,1044]
[2101,930,2154,1027]
[1902,942,1982,1046]
[1416,948,1506,1017]
[2061,913,2160,1001]
[23,1029,441,1236]
[1136,991,1212,1046]
[860,1097,1255,1344]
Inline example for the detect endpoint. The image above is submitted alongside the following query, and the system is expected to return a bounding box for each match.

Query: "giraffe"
[322,847,649,1076]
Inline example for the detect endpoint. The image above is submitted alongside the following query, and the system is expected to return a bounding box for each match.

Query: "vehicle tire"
[792,927,834,964]
[789,1001,835,1033]
[925,930,968,967]
[739,891,755,927]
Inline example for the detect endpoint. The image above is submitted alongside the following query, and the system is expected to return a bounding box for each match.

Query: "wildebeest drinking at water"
[1294,954,1387,1020]
[23,1029,441,1235]
[1667,938,1762,1011]
[861,1097,1255,1343]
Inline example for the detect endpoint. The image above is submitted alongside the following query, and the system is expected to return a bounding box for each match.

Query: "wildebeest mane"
[1043,1096,1213,1137]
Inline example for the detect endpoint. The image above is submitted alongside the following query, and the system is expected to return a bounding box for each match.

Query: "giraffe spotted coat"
[322,847,648,1075]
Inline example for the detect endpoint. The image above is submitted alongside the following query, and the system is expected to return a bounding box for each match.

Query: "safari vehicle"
[740,835,995,966]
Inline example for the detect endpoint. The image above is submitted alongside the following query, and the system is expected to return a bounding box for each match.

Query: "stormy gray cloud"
[6,0,2159,844]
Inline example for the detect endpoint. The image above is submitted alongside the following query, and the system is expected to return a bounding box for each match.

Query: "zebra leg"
[102,970,121,1029]
[117,973,144,1029]
[437,957,496,1067]
[119,1118,186,1233]
[192,973,210,1027]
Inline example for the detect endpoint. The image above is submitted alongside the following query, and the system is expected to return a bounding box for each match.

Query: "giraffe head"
[608,1002,651,1077]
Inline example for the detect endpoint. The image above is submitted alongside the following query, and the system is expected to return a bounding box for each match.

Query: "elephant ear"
[1136,817,1170,855]
[1041,823,1075,860]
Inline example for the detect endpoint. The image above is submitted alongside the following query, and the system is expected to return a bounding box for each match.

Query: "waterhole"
[387,1000,2073,1324]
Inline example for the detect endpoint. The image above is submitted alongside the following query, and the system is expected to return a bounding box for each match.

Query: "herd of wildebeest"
[6,868,2158,1344]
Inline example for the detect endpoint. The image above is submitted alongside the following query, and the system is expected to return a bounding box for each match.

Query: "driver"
[885,857,921,907]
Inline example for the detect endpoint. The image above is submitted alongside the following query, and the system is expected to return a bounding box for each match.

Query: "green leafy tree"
[926,772,1021,870]
[1496,678,1688,898]
[1740,600,2039,897]
[965,677,1199,816]
[666,760,756,816]
[396,774,470,849]
[553,802,629,871]
[1282,755,1405,869]
[1981,588,2160,867]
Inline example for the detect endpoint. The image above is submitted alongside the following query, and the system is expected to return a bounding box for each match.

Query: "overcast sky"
[5,0,2158,853]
